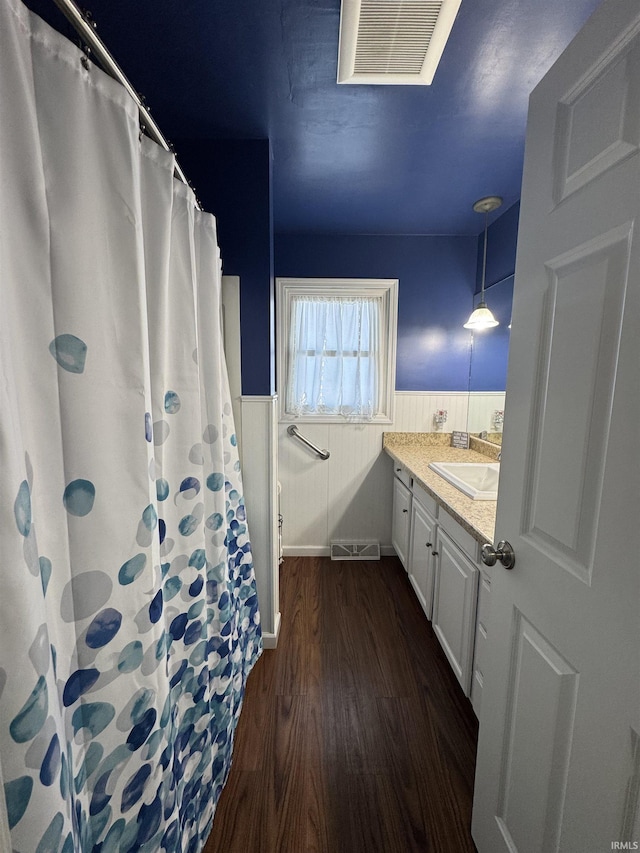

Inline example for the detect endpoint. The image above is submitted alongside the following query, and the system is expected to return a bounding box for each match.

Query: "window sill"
[279,414,393,425]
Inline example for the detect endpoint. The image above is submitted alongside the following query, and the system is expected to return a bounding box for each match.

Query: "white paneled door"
[472,1,640,851]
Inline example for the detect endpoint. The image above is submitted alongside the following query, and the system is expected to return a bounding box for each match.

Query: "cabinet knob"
[432,551,439,557]
[402,508,408,513]
[426,542,432,548]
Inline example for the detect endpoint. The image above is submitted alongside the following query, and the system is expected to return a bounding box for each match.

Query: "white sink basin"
[428,461,500,500]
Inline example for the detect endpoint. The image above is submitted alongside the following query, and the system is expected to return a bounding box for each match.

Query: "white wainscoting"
[240,395,280,648]
[279,420,391,556]
[467,391,507,434]
[394,391,469,433]
[221,276,243,465]
[280,391,501,556]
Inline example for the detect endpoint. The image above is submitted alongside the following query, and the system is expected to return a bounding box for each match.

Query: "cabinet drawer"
[412,480,437,518]
[393,464,411,488]
[438,507,480,563]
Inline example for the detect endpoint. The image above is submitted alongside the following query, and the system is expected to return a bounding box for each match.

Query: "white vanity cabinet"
[408,483,437,619]
[391,466,412,569]
[388,452,491,713]
[431,509,480,697]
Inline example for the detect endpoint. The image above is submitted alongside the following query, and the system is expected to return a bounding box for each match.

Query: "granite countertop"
[383,433,498,544]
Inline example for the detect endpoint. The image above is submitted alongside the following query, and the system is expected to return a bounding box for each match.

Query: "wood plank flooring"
[203,556,479,853]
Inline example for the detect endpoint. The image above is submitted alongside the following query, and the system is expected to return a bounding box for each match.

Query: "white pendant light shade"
[464,300,499,329]
[465,195,502,330]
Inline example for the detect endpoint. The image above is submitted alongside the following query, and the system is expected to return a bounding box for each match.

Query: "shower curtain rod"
[51,0,202,209]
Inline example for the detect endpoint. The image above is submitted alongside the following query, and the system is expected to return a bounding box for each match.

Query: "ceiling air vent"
[337,0,462,85]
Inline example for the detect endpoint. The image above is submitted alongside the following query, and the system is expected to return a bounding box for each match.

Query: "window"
[277,278,398,423]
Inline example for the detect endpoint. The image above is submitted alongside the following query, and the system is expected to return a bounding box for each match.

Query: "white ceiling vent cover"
[337,0,462,85]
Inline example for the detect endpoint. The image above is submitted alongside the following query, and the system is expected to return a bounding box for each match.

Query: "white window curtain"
[0,1,261,851]
[286,296,381,418]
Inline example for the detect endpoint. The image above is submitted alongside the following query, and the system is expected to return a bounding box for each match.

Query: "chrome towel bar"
[287,425,330,460]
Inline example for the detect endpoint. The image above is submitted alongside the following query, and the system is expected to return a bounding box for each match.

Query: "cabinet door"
[432,528,479,695]
[391,475,411,569]
[408,499,436,619]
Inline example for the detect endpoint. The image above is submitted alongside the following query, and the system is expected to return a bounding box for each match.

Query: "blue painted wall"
[167,144,520,398]
[173,139,275,396]
[275,234,477,392]
[469,201,519,391]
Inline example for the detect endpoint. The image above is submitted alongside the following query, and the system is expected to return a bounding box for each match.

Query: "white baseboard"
[261,610,281,649]
[283,545,397,558]
[283,545,330,557]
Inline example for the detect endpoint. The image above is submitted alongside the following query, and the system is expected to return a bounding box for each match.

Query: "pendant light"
[464,195,502,330]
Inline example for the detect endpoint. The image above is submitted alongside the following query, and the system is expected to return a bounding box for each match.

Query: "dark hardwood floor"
[203,556,479,853]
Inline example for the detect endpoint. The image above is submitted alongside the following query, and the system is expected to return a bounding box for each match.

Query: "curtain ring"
[80,43,91,70]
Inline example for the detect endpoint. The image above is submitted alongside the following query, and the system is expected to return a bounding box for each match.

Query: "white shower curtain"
[0,1,262,851]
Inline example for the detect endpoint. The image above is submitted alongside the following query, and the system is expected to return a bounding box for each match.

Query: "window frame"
[276,277,398,424]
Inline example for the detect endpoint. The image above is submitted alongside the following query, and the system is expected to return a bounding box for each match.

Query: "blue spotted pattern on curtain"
[0,1,262,850]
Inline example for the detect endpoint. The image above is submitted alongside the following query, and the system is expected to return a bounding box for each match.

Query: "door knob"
[481,540,515,570]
